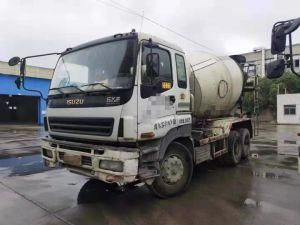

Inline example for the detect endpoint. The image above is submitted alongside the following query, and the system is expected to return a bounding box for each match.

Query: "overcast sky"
[1,0,300,68]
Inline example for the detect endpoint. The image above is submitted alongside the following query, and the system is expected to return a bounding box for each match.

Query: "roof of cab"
[138,32,184,53]
[62,31,184,55]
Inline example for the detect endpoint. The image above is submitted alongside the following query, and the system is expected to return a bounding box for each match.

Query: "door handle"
[169,95,176,104]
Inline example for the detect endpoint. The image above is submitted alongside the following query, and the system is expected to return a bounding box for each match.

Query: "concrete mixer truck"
[9,30,253,198]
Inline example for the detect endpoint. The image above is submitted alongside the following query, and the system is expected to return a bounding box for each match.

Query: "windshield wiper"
[64,85,85,92]
[49,87,65,94]
[50,85,85,93]
[80,82,112,90]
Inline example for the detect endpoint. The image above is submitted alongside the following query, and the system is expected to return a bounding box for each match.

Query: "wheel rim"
[161,154,184,184]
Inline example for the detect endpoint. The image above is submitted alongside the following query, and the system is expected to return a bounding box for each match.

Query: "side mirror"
[15,77,21,89]
[271,25,286,54]
[8,56,26,75]
[20,58,26,76]
[8,57,21,66]
[266,59,285,79]
[146,53,160,78]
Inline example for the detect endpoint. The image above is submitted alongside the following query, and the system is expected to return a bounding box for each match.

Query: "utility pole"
[253,47,266,78]
[140,11,144,33]
[261,48,266,78]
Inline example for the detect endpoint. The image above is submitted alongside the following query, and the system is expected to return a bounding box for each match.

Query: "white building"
[277,94,300,124]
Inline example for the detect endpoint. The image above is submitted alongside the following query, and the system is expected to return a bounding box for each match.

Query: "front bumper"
[41,137,139,184]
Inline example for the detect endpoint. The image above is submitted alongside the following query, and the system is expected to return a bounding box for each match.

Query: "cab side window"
[141,46,173,85]
[175,54,187,88]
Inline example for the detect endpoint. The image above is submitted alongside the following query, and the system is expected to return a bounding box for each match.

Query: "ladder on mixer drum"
[242,63,260,136]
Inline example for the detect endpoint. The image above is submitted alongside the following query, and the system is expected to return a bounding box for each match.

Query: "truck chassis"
[42,116,252,197]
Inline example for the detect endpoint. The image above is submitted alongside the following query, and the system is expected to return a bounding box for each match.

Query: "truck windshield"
[50,39,136,94]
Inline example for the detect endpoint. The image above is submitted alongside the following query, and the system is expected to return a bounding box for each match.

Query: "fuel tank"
[188,52,244,118]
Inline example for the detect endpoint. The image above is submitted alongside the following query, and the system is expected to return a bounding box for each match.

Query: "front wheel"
[147,142,193,198]
[77,179,117,204]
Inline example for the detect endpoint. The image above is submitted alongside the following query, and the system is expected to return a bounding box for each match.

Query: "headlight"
[99,160,123,172]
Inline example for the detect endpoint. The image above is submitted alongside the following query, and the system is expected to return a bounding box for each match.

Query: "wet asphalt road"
[0,124,299,225]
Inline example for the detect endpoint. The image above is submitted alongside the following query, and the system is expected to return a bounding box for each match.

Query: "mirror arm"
[24,52,61,60]
[20,79,48,101]
[17,52,61,101]
[20,58,26,77]
[19,59,47,101]
[21,82,47,101]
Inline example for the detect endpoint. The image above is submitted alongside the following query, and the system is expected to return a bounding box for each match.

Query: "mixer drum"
[188,52,244,118]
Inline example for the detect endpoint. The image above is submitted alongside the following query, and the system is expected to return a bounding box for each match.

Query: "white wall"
[277,124,300,156]
[277,94,300,124]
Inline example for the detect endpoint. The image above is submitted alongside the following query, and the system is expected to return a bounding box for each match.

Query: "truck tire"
[239,128,250,159]
[147,142,193,198]
[224,130,242,166]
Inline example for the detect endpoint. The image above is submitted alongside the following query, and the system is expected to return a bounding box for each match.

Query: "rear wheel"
[239,128,250,159]
[147,142,193,198]
[224,130,242,166]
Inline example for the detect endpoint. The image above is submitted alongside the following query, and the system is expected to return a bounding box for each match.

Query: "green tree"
[242,72,300,116]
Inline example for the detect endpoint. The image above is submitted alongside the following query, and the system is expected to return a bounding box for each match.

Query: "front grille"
[59,144,91,154]
[48,117,114,136]
[82,156,92,166]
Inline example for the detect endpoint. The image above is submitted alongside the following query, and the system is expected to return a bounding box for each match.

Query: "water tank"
[188,52,244,118]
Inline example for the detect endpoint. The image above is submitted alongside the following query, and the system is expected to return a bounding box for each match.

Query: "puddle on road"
[251,140,277,146]
[244,198,260,208]
[252,170,290,180]
[279,156,298,167]
[0,153,54,176]
[251,148,277,156]
[244,197,298,219]
[244,198,283,212]
[252,124,300,172]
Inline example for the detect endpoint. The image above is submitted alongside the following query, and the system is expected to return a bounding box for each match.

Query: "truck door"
[137,43,178,139]
[173,53,190,114]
